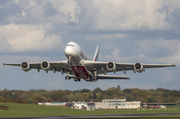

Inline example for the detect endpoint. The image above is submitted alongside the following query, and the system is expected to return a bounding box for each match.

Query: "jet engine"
[41,61,50,72]
[21,62,31,72]
[134,63,145,73]
[106,62,116,72]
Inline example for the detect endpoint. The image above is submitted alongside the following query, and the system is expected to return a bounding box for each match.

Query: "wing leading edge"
[83,60,176,74]
[3,61,71,74]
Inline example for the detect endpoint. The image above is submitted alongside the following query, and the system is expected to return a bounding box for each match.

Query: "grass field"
[0,103,180,118]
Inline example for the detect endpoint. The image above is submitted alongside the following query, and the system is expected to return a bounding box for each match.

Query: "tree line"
[0,86,180,104]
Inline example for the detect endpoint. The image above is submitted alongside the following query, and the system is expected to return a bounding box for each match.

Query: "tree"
[31,95,43,102]
[81,89,91,93]
[123,89,133,94]
[93,87,102,93]
[93,93,97,99]
[6,94,12,100]
[170,90,179,97]
[156,87,164,92]
[117,85,121,91]
[2,98,6,103]
[176,100,180,105]
[49,90,65,102]
[27,98,37,104]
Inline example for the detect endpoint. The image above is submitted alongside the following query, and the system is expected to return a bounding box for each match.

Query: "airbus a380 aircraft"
[3,42,176,82]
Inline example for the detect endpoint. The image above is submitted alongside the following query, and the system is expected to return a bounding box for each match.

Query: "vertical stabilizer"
[93,46,99,61]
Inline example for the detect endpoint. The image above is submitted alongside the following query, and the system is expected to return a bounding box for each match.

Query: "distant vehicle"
[3,41,176,82]
[160,105,166,108]
[149,106,159,108]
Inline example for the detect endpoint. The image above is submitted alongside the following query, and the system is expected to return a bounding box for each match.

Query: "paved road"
[3,113,179,119]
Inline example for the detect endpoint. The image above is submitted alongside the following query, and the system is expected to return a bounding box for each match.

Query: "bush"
[176,100,180,105]
[1,98,6,103]
[27,98,38,104]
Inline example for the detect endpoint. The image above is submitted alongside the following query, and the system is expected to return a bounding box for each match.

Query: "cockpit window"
[67,44,74,47]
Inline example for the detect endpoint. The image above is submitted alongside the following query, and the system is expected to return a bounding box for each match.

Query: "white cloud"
[5,0,180,31]
[102,38,180,65]
[22,10,25,16]
[10,0,80,26]
[13,0,19,4]
[0,32,11,52]
[82,0,180,31]
[137,38,179,54]
[137,38,180,64]
[1,55,46,63]
[86,34,127,41]
[156,43,180,65]
[0,24,62,52]
[50,0,80,23]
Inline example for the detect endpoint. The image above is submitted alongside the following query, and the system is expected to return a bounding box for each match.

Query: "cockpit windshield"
[67,44,74,47]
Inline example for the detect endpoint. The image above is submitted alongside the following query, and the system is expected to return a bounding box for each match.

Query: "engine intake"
[134,63,145,73]
[106,62,116,72]
[41,61,50,71]
[21,62,31,72]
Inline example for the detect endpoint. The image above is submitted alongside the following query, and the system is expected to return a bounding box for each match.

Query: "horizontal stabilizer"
[97,75,130,79]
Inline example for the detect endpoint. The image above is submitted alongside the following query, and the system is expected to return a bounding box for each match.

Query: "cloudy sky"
[0,0,180,91]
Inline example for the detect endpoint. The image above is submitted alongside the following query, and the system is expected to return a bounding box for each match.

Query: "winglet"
[93,46,99,61]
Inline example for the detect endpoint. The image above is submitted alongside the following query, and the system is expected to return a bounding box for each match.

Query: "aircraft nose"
[64,46,75,57]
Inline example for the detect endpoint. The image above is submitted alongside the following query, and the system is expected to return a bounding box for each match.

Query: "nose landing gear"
[68,56,72,65]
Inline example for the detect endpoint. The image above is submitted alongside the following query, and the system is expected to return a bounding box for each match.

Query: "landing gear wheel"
[74,78,77,82]
[65,76,71,80]
[65,76,68,80]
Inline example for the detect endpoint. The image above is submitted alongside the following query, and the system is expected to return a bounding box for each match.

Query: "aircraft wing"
[140,64,176,68]
[83,60,176,74]
[97,75,129,79]
[3,61,72,74]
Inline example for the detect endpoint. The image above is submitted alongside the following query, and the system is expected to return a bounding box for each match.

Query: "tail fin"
[93,46,99,61]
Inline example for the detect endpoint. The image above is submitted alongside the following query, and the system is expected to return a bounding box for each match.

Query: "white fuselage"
[64,42,90,80]
[64,42,88,64]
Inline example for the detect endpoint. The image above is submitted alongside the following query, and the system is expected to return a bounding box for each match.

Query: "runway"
[38,113,180,118]
[3,113,179,119]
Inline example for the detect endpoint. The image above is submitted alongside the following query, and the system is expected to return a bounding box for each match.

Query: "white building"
[38,102,66,107]
[71,102,91,110]
[95,98,141,109]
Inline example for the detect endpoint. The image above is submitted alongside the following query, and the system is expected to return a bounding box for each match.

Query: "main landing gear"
[74,78,81,82]
[65,76,81,82]
[65,76,70,80]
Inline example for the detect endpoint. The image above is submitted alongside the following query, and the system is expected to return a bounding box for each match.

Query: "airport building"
[38,98,141,109]
[95,98,141,109]
[38,102,66,107]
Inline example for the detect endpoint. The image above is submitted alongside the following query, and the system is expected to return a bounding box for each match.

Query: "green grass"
[167,104,180,108]
[0,103,180,118]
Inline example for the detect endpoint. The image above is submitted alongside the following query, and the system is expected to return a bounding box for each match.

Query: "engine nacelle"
[21,62,31,72]
[106,62,116,72]
[134,63,145,73]
[41,61,50,72]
